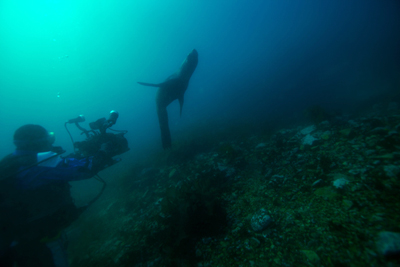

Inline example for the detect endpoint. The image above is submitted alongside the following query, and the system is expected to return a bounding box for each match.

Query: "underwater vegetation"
[105,162,232,266]
[68,101,400,267]
[150,169,229,265]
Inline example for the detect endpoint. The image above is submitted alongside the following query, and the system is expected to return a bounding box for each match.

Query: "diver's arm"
[16,157,95,182]
[14,149,110,183]
[39,152,110,181]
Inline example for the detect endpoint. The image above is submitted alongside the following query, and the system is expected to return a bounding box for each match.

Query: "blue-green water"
[1,1,399,158]
[1,1,400,266]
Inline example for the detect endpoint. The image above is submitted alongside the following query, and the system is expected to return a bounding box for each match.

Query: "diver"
[0,124,114,267]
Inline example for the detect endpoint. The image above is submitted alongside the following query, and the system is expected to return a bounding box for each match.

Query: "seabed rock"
[302,134,318,146]
[300,125,316,135]
[376,231,400,258]
[251,208,272,232]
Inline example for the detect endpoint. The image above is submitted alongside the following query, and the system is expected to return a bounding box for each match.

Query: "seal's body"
[138,49,198,149]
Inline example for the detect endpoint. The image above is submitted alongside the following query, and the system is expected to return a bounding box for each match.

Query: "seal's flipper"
[137,82,162,87]
[178,95,184,116]
[157,106,172,149]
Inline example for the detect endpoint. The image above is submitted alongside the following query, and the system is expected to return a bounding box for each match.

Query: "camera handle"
[65,115,98,153]
[65,122,92,155]
[75,122,91,139]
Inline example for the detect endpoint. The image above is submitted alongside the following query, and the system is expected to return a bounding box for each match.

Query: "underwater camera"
[65,110,129,165]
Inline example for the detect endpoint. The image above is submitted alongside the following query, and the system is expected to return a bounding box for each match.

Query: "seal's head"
[180,49,198,79]
[188,49,198,62]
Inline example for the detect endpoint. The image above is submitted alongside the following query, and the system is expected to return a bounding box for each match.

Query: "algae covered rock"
[250,208,272,232]
[383,165,400,179]
[321,130,332,140]
[300,250,320,264]
[376,231,400,257]
[314,186,338,200]
[330,173,350,189]
[333,177,349,189]
[302,134,318,146]
[300,125,316,135]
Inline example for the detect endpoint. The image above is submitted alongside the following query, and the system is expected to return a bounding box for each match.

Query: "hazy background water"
[1,0,399,160]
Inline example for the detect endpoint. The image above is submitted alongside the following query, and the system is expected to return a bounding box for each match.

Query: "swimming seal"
[138,49,198,149]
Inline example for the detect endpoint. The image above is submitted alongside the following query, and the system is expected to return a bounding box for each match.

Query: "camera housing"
[65,111,129,164]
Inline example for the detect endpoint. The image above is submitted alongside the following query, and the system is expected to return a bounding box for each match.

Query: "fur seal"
[138,49,198,149]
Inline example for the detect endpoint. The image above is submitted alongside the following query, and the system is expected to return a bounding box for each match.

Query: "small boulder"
[251,208,272,232]
[320,131,331,140]
[300,125,316,135]
[300,250,320,264]
[333,177,349,189]
[255,143,266,149]
[302,134,318,146]
[376,231,400,258]
[384,165,400,179]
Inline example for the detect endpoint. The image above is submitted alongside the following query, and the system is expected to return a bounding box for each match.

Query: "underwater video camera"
[65,110,129,164]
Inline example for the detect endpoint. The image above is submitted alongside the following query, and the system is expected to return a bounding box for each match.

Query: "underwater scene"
[1,1,400,266]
